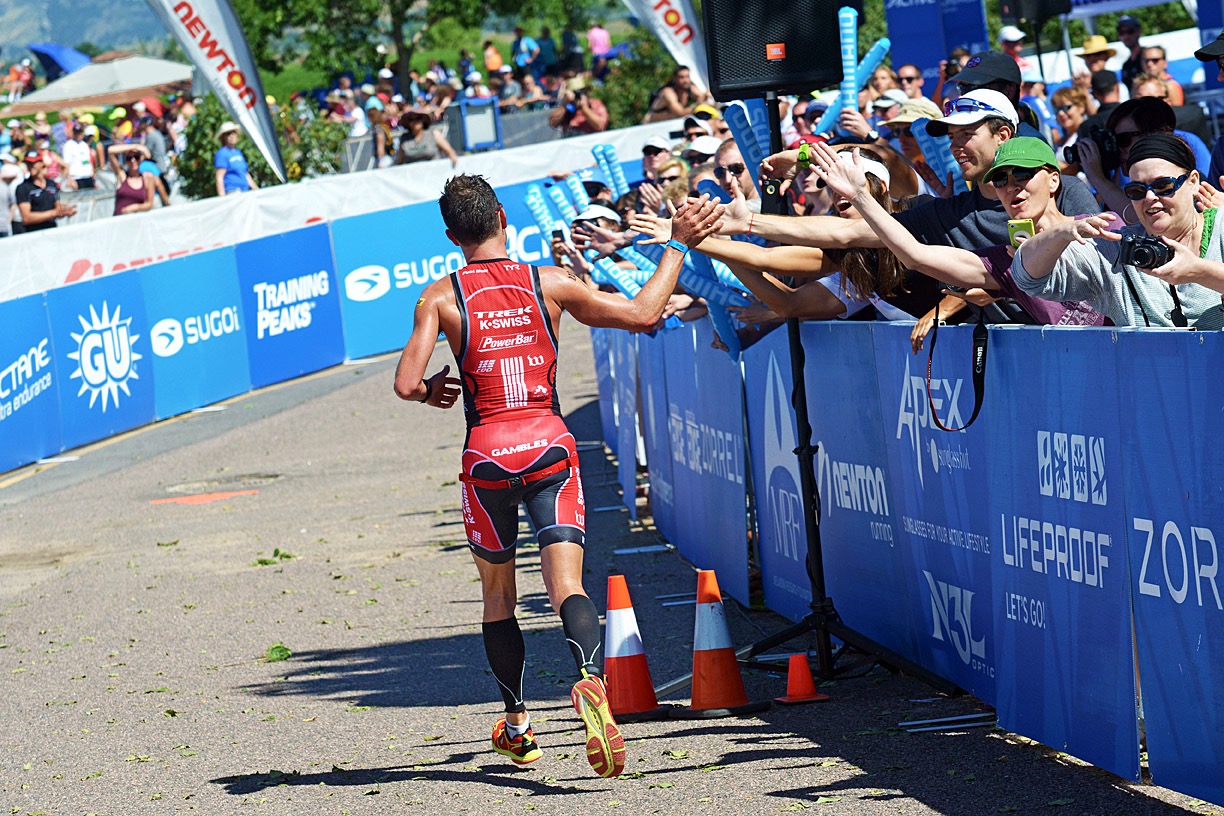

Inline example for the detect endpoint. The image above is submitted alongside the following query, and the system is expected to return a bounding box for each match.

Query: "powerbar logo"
[253,271,329,339]
[491,439,548,457]
[479,332,537,352]
[0,338,53,423]
[475,306,534,331]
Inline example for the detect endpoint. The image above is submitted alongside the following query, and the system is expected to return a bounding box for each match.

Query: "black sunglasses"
[1055,104,1075,113]
[658,174,682,183]
[893,127,913,138]
[1118,27,1138,35]
[1123,173,1189,200]
[988,166,1041,188]
[1114,130,1144,149]
[898,75,921,83]
[713,163,746,179]
[642,146,667,156]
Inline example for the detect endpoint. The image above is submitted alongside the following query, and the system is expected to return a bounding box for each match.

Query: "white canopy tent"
[0,55,192,117]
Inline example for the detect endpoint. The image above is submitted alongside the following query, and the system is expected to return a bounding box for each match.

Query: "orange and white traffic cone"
[673,570,771,719]
[604,575,670,722]
[774,653,830,705]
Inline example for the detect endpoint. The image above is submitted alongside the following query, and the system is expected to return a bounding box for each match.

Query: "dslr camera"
[1062,126,1120,175]
[1118,232,1173,269]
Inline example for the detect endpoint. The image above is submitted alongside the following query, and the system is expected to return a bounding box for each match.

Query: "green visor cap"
[982,137,1059,185]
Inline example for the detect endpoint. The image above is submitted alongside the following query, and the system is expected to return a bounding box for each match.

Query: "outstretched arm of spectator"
[1013,212,1121,281]
[718,174,882,248]
[723,261,849,319]
[433,130,459,167]
[571,220,636,258]
[812,144,992,289]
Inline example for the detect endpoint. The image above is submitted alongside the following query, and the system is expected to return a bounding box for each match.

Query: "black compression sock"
[482,617,527,713]
[559,594,603,676]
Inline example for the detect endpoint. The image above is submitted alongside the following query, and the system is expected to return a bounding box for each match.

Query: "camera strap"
[925,308,988,432]
[1119,267,1151,327]
[1167,284,1189,328]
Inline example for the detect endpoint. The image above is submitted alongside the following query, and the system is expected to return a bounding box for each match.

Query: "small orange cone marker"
[673,570,771,719]
[774,653,830,705]
[604,575,671,721]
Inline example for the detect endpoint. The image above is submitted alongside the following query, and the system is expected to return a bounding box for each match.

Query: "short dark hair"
[439,174,502,245]
[1108,96,1176,134]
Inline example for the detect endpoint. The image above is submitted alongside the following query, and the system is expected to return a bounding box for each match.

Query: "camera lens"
[1063,145,1078,165]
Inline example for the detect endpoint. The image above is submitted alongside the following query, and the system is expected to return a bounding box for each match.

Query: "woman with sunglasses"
[111,146,156,216]
[1014,133,1224,328]
[1051,87,1089,156]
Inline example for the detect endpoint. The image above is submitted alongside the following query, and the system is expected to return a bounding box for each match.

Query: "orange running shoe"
[491,717,542,765]
[571,671,626,778]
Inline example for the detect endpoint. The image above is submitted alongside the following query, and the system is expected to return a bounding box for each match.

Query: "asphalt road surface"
[0,319,1213,816]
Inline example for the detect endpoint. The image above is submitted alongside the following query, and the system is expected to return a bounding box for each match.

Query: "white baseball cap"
[642,135,672,153]
[683,135,724,158]
[378,67,394,79]
[999,25,1026,43]
[926,89,1018,136]
[574,204,622,225]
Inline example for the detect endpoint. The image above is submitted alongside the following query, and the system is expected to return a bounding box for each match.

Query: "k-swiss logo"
[1038,431,1106,505]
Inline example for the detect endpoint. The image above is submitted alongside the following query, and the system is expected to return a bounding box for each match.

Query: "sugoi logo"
[344,265,391,302]
[922,571,989,672]
[151,318,184,357]
[764,354,804,563]
[896,356,968,487]
[1038,431,1106,505]
[67,301,142,412]
[150,308,242,357]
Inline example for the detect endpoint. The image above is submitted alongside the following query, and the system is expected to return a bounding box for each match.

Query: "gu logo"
[67,301,142,412]
[1038,431,1106,505]
[922,571,986,666]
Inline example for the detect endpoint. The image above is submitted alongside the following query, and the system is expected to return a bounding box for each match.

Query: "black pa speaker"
[999,0,1070,25]
[701,0,856,101]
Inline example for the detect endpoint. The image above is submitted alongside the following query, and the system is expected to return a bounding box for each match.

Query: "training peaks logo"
[67,301,142,412]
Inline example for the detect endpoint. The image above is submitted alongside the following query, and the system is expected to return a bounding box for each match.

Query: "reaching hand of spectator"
[637,180,665,215]
[810,143,864,201]
[1135,235,1213,288]
[571,220,634,258]
[1198,178,1224,211]
[761,149,801,180]
[627,210,670,244]
[913,160,952,199]
[838,108,872,141]
[911,311,937,354]
[1072,68,1091,92]
[662,292,696,320]
[1062,211,1123,245]
[717,176,753,235]
[669,194,724,248]
[941,287,1001,308]
[727,300,777,327]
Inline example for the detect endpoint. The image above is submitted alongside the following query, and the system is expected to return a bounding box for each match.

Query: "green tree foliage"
[601,28,679,128]
[177,95,347,200]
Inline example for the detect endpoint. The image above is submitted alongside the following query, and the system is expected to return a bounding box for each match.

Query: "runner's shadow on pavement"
[210,758,585,797]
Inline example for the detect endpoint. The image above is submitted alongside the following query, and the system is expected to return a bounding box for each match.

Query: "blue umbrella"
[26,43,92,82]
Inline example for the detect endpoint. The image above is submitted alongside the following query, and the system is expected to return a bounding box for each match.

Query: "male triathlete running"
[394,174,721,777]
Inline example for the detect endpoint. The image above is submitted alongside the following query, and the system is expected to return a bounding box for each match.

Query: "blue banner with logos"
[0,293,61,472]
[807,323,921,662]
[1118,330,1224,800]
[637,331,677,545]
[872,322,997,704]
[45,271,155,451]
[613,330,639,520]
[141,249,251,420]
[988,327,1138,782]
[940,0,989,57]
[884,0,948,84]
[744,326,812,623]
[663,319,749,605]
[590,327,618,450]
[235,224,346,389]
[333,204,468,360]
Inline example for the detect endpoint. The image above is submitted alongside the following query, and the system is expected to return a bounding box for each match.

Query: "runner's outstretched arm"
[547,196,724,331]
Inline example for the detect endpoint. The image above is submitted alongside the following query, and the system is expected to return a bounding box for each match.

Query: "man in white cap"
[640,134,671,183]
[999,25,1035,75]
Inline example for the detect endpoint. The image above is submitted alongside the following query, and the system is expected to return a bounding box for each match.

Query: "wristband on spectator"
[665,238,689,256]
[797,142,812,170]
[748,213,755,235]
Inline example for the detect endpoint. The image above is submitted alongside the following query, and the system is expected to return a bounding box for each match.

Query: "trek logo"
[475,306,533,331]
[150,308,241,358]
[922,571,989,671]
[476,360,496,374]
[479,332,537,352]
[491,439,548,457]
[66,301,142,412]
[895,356,968,487]
[1038,431,1106,505]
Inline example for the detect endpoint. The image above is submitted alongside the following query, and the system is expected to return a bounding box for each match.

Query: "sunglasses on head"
[943,96,1005,117]
[988,166,1041,188]
[642,146,666,156]
[713,163,747,179]
[1123,173,1189,200]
